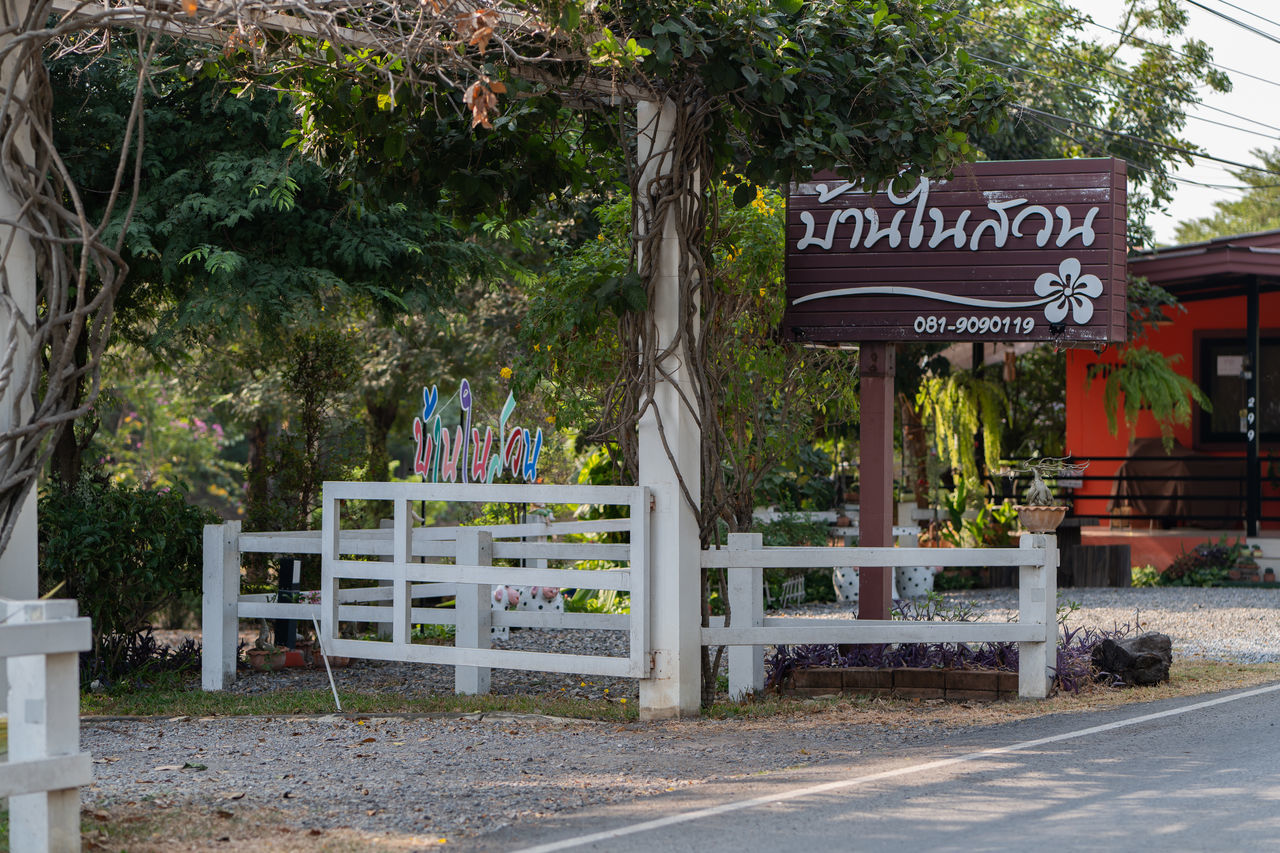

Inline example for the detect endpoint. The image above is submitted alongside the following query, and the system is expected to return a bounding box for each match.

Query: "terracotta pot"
[246,648,286,671]
[1015,505,1067,533]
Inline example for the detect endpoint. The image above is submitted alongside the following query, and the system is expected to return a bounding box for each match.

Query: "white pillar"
[0,11,42,712]
[636,99,702,719]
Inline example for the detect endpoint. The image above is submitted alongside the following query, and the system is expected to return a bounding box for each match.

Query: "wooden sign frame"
[784,158,1127,344]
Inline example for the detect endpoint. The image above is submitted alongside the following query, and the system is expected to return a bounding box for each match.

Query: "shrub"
[1131,564,1159,587]
[1159,537,1246,587]
[39,477,218,675]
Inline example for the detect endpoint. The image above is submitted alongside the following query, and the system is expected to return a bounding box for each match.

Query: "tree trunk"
[242,417,271,584]
[363,392,399,482]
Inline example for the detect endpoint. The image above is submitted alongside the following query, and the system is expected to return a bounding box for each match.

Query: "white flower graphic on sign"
[1034,257,1102,324]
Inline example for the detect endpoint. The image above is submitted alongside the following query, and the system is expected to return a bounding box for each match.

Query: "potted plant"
[245,621,286,671]
[1010,457,1088,533]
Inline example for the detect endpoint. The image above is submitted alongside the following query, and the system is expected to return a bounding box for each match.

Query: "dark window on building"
[1197,335,1280,444]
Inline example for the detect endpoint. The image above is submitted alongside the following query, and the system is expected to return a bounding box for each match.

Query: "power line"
[1012,103,1280,176]
[1182,0,1280,46]
[1202,0,1280,33]
[1018,110,1274,192]
[1013,0,1280,96]
[970,52,1280,142]
[1015,111,1279,198]
[958,10,1280,154]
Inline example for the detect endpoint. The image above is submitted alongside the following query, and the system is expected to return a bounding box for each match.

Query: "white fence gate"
[1,597,93,853]
[204,482,651,692]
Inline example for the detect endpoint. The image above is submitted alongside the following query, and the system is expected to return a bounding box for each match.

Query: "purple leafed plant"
[764,597,1136,695]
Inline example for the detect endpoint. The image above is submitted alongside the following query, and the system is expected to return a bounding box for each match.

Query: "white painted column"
[1017,533,1059,698]
[636,99,702,719]
[726,533,764,700]
[0,7,44,713]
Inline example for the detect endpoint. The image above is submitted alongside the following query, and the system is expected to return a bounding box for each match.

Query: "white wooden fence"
[707,532,1059,700]
[203,482,651,692]
[205,484,1060,705]
[1,597,93,853]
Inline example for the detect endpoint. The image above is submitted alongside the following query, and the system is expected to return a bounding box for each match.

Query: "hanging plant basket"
[1015,505,1067,533]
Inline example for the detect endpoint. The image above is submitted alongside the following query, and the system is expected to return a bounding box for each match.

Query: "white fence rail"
[706,533,1058,700]
[203,482,650,692]
[2,597,93,853]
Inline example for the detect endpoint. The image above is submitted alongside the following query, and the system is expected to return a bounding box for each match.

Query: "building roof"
[1131,228,1280,302]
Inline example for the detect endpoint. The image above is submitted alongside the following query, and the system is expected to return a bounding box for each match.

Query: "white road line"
[512,682,1280,853]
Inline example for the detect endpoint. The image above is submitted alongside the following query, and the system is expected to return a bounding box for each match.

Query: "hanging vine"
[916,370,1007,499]
[1086,346,1211,451]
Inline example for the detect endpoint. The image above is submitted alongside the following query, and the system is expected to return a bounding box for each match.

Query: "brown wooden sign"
[784,158,1127,344]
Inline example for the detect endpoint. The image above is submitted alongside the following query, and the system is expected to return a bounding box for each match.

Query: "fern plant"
[916,372,1006,495]
[1086,346,1211,450]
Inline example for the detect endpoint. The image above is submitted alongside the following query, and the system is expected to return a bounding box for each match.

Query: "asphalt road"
[477,683,1280,853]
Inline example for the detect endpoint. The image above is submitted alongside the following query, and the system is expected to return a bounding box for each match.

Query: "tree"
[1175,148,1280,244]
[902,0,1230,508]
[45,43,496,519]
[959,0,1229,247]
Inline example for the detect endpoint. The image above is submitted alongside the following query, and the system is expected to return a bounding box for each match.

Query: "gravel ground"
[82,586,1280,847]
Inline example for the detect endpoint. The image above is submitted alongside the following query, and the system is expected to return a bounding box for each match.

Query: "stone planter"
[1015,505,1067,533]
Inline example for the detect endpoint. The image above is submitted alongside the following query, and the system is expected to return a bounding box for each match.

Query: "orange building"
[1065,229,1280,567]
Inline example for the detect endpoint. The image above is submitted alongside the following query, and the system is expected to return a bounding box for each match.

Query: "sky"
[1043,0,1279,245]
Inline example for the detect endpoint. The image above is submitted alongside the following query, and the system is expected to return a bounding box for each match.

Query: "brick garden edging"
[783,667,1019,702]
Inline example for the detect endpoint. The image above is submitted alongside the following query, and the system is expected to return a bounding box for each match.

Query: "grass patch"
[81,660,1280,725]
[82,684,637,722]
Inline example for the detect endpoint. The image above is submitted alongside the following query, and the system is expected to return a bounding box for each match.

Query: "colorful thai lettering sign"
[784,158,1127,344]
[411,379,543,483]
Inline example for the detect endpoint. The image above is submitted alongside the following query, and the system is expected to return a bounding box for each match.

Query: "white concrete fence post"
[726,533,764,700]
[1017,532,1059,699]
[455,529,492,695]
[202,520,241,691]
[4,598,91,853]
